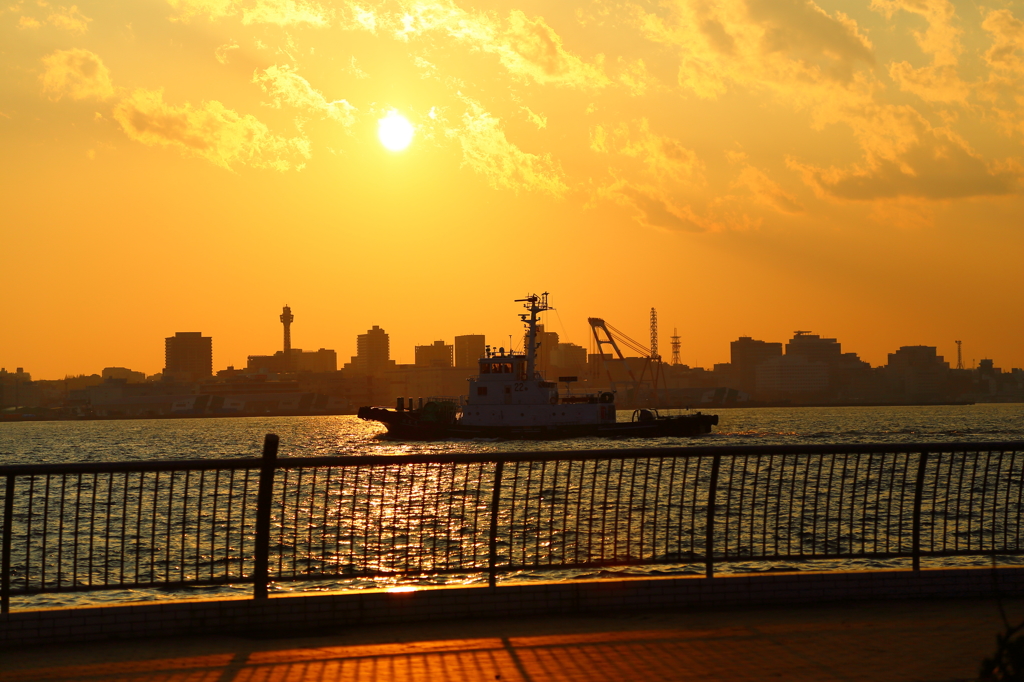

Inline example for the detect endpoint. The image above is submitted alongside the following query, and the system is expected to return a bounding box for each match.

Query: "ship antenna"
[515,292,552,379]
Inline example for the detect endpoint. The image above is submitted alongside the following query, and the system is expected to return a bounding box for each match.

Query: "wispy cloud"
[40,48,114,101]
[253,64,357,125]
[113,88,310,170]
[16,4,91,33]
[451,97,567,195]
[167,0,329,26]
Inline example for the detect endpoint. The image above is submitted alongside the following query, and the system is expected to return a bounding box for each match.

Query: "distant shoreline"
[1,400,1002,424]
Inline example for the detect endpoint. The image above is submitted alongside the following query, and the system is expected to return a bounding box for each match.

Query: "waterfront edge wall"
[3,567,1023,648]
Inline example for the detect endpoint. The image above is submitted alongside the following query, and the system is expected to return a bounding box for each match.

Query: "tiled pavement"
[2,597,1020,681]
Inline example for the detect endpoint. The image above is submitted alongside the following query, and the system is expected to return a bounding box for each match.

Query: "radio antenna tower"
[955,340,964,370]
[671,328,681,365]
[650,308,659,361]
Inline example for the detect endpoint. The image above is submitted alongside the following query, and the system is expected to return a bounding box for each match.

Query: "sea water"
[1,403,1022,609]
[2,403,1022,466]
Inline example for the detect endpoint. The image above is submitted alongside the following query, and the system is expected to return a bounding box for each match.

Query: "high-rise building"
[730,337,782,393]
[533,325,560,377]
[785,331,843,363]
[415,340,453,368]
[345,325,394,376]
[885,346,950,400]
[164,332,212,382]
[454,335,486,368]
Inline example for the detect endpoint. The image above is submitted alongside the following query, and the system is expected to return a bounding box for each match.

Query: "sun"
[377,110,414,152]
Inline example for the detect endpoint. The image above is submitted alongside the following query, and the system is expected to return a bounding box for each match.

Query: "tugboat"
[357,293,718,440]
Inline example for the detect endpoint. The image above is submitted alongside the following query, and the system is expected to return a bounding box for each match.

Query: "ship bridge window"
[495,363,512,373]
[480,363,490,374]
[516,362,527,380]
[477,386,488,396]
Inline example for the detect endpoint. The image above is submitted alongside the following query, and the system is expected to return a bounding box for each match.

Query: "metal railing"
[2,438,1023,612]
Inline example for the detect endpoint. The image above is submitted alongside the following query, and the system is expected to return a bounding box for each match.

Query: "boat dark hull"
[357,406,718,441]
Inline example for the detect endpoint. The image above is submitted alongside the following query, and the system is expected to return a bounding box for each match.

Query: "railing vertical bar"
[253,433,279,600]
[625,458,639,561]
[56,474,68,590]
[537,460,548,566]
[898,453,913,555]
[546,460,559,566]
[798,455,812,557]
[650,457,664,561]
[471,463,487,570]
[587,459,599,565]
[823,454,836,558]
[954,453,967,552]
[25,476,35,593]
[2,475,15,614]
[980,450,994,552]
[664,456,677,560]
[937,450,942,552]
[41,475,51,590]
[836,454,848,555]
[998,450,1010,553]
[198,470,207,581]
[320,467,332,574]
[573,460,585,565]
[103,472,113,586]
[72,474,83,589]
[967,453,981,551]
[135,472,144,584]
[180,470,190,583]
[722,456,736,560]
[347,465,362,575]
[786,455,797,557]
[332,467,347,569]
[612,459,626,561]
[1015,451,1024,552]
[850,453,862,556]
[506,460,519,566]
[216,470,226,581]
[810,455,825,558]
[165,471,175,583]
[87,472,98,587]
[559,461,571,565]
[456,464,469,568]
[912,450,929,571]
[770,454,774,557]
[238,468,250,580]
[748,454,763,559]
[705,454,721,579]
[736,454,750,558]
[691,456,704,559]
[488,460,505,588]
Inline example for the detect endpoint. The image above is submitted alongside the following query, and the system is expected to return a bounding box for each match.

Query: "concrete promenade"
[1,595,1020,681]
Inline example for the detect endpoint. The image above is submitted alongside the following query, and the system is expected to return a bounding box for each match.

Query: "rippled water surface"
[2,403,1022,465]
[1,404,1022,610]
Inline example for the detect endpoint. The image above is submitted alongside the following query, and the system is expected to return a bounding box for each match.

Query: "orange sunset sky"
[2,0,1023,379]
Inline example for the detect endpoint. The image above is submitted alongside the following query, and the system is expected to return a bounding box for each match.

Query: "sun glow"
[378,110,414,152]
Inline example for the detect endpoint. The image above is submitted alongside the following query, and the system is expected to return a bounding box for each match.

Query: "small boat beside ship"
[357,293,718,441]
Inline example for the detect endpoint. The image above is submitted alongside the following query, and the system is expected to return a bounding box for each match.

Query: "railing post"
[705,455,721,579]
[253,434,279,599]
[488,460,505,589]
[911,450,929,572]
[2,475,14,614]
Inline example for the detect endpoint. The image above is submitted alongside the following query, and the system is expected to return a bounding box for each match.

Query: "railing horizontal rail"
[2,439,1023,613]
[5,441,1024,476]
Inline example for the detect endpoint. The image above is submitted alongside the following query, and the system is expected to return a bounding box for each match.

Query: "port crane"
[588,310,665,408]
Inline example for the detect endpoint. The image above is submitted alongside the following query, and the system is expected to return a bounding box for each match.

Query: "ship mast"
[516,292,551,379]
